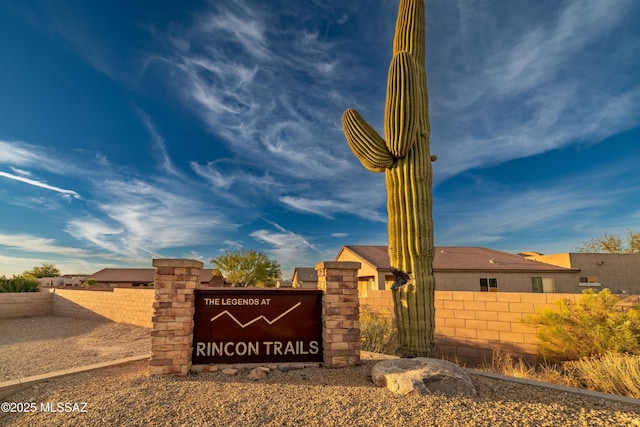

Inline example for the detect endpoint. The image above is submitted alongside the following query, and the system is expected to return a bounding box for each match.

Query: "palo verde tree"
[23,263,61,278]
[342,0,436,357]
[577,230,640,254]
[210,249,281,288]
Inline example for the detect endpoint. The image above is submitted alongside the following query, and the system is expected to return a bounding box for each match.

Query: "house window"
[579,276,601,287]
[480,278,498,292]
[531,277,555,293]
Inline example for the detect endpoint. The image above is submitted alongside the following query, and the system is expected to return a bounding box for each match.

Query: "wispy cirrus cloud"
[250,221,320,270]
[148,1,380,209]
[279,195,386,223]
[66,178,232,257]
[0,140,68,173]
[0,171,80,199]
[430,0,640,181]
[436,164,638,247]
[0,232,90,256]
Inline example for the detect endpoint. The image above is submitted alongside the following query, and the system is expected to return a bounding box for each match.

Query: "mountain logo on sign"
[210,302,302,328]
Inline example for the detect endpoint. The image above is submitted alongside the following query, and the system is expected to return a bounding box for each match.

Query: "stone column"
[149,258,202,376]
[315,261,361,368]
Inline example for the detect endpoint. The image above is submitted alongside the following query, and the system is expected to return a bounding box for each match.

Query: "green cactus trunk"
[342,0,435,357]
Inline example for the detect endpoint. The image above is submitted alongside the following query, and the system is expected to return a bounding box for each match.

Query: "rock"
[247,367,268,381]
[371,358,476,396]
[221,368,238,376]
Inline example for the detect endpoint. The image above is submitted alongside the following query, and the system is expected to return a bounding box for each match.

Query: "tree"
[577,230,640,253]
[341,0,435,357]
[210,249,281,287]
[23,263,61,278]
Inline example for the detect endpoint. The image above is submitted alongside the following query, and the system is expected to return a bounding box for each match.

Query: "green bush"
[360,311,398,355]
[0,275,40,292]
[527,288,640,361]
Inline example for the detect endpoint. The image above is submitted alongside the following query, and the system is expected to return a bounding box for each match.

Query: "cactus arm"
[342,108,394,172]
[384,51,420,158]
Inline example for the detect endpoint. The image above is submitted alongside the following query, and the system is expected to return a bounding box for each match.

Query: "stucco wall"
[528,253,640,294]
[569,253,640,294]
[435,271,579,293]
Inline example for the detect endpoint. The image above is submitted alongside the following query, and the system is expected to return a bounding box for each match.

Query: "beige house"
[335,246,580,296]
[291,267,318,289]
[521,252,640,294]
[84,268,218,287]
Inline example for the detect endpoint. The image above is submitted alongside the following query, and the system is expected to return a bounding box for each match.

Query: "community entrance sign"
[192,289,323,364]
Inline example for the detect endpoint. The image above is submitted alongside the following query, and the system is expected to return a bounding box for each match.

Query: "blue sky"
[1,0,639,278]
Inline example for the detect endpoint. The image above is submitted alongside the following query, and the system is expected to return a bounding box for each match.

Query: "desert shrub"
[483,349,640,398]
[527,288,640,361]
[0,275,40,292]
[83,278,97,287]
[360,311,398,355]
[564,352,640,398]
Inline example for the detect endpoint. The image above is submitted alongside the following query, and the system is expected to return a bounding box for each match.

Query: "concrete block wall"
[359,290,601,365]
[316,261,361,368]
[51,288,155,328]
[149,259,201,376]
[0,291,52,319]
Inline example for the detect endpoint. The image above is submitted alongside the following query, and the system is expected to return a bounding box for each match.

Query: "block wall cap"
[152,259,204,269]
[315,261,361,270]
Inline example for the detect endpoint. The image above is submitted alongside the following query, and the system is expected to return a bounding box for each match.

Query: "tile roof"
[338,245,575,272]
[89,268,216,283]
[293,267,318,281]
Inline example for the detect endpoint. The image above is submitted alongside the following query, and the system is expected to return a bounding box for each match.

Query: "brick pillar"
[149,259,202,376]
[316,261,361,368]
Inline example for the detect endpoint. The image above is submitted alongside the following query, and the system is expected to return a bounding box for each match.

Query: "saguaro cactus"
[342,0,435,357]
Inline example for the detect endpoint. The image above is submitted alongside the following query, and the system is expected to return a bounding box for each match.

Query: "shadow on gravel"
[0,316,107,345]
[0,316,150,382]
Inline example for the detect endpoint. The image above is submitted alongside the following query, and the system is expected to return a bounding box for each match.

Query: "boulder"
[247,367,268,381]
[221,368,239,376]
[371,358,476,396]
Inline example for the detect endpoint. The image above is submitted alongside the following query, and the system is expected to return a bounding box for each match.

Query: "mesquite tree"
[342,0,435,357]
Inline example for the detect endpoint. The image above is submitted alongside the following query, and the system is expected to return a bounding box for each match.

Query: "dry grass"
[482,350,577,387]
[483,350,640,398]
[565,352,640,399]
[359,311,398,355]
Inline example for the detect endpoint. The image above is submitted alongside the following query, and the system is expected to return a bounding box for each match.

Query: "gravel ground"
[1,316,640,426]
[0,316,150,382]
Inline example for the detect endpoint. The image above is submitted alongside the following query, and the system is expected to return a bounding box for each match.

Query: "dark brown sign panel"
[192,289,323,364]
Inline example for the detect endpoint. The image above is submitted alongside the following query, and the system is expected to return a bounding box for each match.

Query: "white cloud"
[436,169,635,247]
[137,108,181,177]
[9,166,31,176]
[66,178,232,257]
[0,140,67,173]
[0,171,81,199]
[279,196,386,223]
[250,224,319,273]
[196,3,270,59]
[430,0,640,182]
[0,232,90,257]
